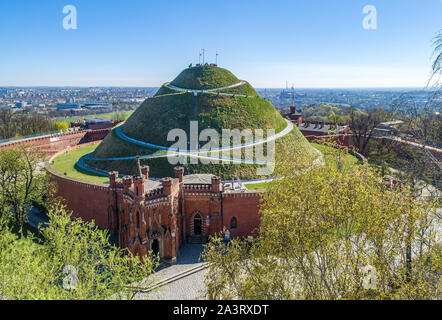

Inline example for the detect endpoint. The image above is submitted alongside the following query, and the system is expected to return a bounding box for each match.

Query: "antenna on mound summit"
[216,51,219,66]
[201,48,207,69]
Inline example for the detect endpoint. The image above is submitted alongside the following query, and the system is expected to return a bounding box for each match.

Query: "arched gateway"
[193,213,202,235]
[151,239,160,256]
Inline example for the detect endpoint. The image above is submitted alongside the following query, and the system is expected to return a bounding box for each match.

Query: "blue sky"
[0,0,440,88]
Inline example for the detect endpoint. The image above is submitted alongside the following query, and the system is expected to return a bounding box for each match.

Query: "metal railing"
[0,129,83,146]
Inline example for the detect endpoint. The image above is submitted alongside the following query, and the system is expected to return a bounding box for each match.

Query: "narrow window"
[136,211,140,228]
[230,217,237,230]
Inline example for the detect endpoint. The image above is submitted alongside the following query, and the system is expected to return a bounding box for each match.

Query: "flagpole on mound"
[201,48,206,65]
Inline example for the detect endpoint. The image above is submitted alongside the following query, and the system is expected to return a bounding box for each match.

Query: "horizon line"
[0,85,434,90]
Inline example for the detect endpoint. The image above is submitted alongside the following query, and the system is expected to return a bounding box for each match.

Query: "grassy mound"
[170,65,241,90]
[154,80,259,98]
[195,94,286,134]
[154,85,183,96]
[86,66,317,179]
[86,128,316,179]
[113,93,287,148]
[218,81,259,97]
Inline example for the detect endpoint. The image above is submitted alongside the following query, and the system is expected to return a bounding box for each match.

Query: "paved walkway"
[74,80,316,178]
[166,81,246,93]
[165,81,252,98]
[78,120,295,176]
[25,207,49,230]
[134,244,209,300]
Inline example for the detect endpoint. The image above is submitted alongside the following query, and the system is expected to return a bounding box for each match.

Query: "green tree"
[0,205,159,300]
[348,108,391,156]
[0,147,47,238]
[203,145,441,300]
[380,33,442,199]
[327,110,345,124]
[53,121,69,131]
[430,30,442,85]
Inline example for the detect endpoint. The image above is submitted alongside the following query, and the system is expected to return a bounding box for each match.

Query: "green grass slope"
[86,66,317,179]
[195,94,286,134]
[218,81,259,97]
[170,66,242,90]
[113,93,287,148]
[86,125,317,179]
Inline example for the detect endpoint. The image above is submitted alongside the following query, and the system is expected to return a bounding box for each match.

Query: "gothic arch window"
[151,238,160,256]
[230,217,237,230]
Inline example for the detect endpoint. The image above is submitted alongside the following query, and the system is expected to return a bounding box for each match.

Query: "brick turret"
[123,176,133,193]
[141,166,150,180]
[109,171,118,187]
[133,176,144,197]
[162,177,173,196]
[174,166,184,183]
[211,176,221,192]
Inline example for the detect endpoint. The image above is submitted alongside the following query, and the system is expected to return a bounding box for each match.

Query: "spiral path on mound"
[84,119,293,163]
[76,82,295,175]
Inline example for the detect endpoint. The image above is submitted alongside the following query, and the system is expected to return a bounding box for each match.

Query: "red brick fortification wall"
[222,192,261,238]
[46,143,114,230]
[85,129,111,142]
[0,129,111,156]
[0,131,88,155]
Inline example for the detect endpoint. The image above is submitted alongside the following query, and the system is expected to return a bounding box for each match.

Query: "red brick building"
[283,106,351,147]
[107,166,261,263]
[46,153,261,264]
[285,106,303,126]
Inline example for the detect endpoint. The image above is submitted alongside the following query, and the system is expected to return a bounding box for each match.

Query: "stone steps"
[188,235,207,244]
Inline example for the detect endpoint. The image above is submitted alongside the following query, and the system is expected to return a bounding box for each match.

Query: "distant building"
[374,120,404,136]
[57,103,80,110]
[298,121,349,138]
[15,102,27,108]
[285,106,303,126]
[84,118,114,130]
[83,103,113,111]
[57,102,112,111]
[284,105,350,145]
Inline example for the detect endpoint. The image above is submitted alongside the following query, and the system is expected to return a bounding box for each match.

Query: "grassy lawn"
[311,143,359,165]
[50,143,109,184]
[245,182,271,190]
[170,65,240,90]
[54,111,134,124]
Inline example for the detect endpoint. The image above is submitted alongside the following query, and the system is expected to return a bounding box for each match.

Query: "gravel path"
[147,268,208,300]
[134,244,209,300]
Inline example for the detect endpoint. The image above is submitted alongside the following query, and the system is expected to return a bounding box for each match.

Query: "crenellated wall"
[47,145,263,263]
[0,128,111,156]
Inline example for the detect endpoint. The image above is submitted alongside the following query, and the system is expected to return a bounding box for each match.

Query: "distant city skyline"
[0,0,441,88]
